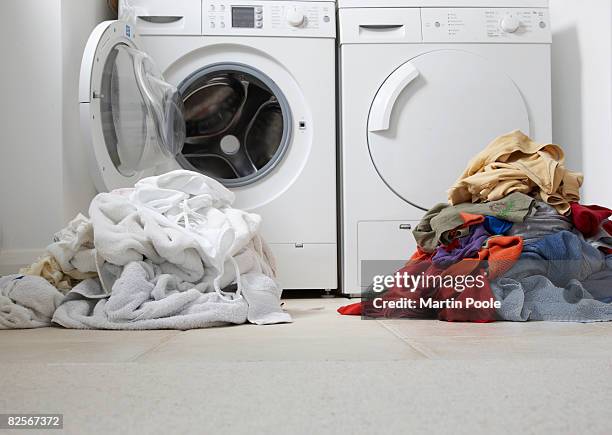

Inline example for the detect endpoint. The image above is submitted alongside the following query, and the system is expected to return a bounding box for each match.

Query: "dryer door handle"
[369,62,420,132]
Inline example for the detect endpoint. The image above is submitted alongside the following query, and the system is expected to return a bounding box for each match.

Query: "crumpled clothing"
[432,225,490,267]
[352,236,522,322]
[338,236,524,320]
[492,275,612,322]
[0,275,64,329]
[52,261,290,330]
[413,191,534,253]
[20,214,98,292]
[448,130,583,215]
[584,223,612,253]
[502,231,612,302]
[507,201,574,244]
[483,216,512,235]
[5,170,290,330]
[89,170,277,296]
[570,203,612,238]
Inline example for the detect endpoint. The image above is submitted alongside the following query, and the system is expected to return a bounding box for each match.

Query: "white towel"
[89,170,278,297]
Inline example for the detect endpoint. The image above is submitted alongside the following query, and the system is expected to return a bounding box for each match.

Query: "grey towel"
[52,261,291,330]
[492,230,612,322]
[492,275,612,322]
[0,275,64,329]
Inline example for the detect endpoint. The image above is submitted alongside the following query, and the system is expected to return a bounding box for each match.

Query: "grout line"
[128,331,182,362]
[376,321,437,359]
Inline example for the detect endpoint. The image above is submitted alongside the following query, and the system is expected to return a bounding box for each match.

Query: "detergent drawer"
[129,0,202,35]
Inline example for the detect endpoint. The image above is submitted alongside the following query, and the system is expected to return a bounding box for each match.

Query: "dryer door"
[367,49,530,210]
[79,20,185,192]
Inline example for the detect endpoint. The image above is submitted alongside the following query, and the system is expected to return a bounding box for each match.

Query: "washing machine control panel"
[204,1,335,37]
[421,8,551,43]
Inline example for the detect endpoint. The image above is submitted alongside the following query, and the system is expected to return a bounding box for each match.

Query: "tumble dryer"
[338,0,552,294]
[79,0,338,290]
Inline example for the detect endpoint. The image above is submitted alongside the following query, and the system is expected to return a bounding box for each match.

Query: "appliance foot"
[321,288,335,298]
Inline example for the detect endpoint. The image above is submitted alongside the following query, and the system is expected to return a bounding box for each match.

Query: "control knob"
[500,14,521,33]
[286,7,305,27]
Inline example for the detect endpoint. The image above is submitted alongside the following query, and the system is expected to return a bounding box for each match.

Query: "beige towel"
[448,130,583,215]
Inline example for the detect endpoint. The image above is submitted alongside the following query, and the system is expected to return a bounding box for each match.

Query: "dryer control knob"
[500,14,521,33]
[286,8,305,27]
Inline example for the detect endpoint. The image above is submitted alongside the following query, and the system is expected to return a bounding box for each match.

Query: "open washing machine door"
[367,49,530,211]
[79,20,185,192]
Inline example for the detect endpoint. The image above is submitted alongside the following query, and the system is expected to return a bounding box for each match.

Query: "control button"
[220,22,225,28]
[256,14,263,21]
[255,7,263,14]
[500,14,521,33]
[323,15,330,23]
[209,4,215,11]
[256,22,263,28]
[539,21,547,29]
[434,21,441,28]
[210,21,215,28]
[219,5,225,11]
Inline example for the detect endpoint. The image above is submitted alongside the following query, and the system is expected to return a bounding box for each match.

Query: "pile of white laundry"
[0,170,291,329]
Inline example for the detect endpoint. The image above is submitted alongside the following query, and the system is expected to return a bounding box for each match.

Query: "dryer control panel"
[421,8,551,43]
[204,0,335,37]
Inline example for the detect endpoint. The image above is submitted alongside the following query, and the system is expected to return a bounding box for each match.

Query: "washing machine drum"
[178,67,291,187]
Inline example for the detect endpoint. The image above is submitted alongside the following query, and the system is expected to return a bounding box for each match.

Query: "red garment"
[337,302,362,316]
[603,220,612,236]
[570,203,612,238]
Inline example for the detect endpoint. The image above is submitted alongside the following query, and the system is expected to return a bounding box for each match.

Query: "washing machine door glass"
[177,64,292,188]
[367,50,530,210]
[100,44,185,176]
[81,20,185,191]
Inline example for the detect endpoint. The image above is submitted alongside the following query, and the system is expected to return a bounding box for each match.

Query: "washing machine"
[338,0,552,295]
[79,0,338,290]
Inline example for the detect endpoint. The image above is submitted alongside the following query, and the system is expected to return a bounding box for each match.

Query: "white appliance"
[79,0,338,291]
[338,0,552,295]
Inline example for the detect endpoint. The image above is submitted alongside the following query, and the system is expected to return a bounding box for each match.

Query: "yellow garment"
[20,255,97,294]
[448,130,583,215]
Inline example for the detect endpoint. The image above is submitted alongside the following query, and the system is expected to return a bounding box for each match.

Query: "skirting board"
[0,249,44,275]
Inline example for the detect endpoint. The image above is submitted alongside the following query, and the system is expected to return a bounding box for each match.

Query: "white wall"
[550,0,612,205]
[0,0,64,268]
[0,1,111,272]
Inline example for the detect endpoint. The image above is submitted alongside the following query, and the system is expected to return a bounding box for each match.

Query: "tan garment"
[448,130,583,215]
[19,255,96,293]
[19,214,98,293]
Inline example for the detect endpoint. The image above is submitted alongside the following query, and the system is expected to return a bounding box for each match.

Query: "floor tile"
[0,329,178,363]
[402,335,612,360]
[379,318,610,339]
[1,360,611,435]
[134,298,424,362]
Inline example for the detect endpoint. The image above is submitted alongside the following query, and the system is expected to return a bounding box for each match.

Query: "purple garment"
[432,225,490,267]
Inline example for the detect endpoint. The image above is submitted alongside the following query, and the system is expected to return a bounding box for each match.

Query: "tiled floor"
[1,298,611,434]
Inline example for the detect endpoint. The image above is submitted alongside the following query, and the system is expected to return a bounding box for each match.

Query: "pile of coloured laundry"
[1,170,291,329]
[339,130,612,322]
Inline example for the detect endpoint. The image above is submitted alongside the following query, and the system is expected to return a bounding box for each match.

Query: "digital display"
[232,7,255,28]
